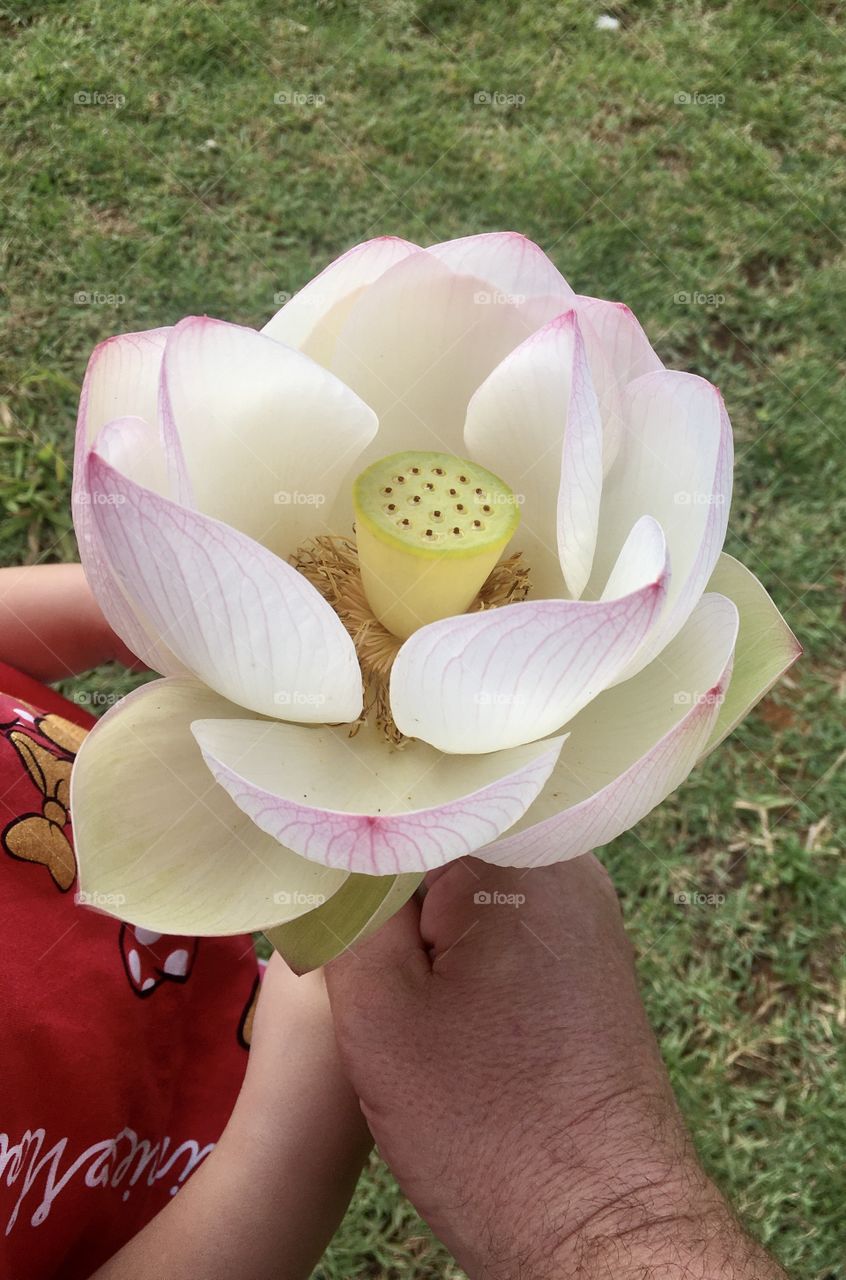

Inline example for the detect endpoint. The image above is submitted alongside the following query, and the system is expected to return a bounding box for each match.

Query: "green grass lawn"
[3,1,845,1275]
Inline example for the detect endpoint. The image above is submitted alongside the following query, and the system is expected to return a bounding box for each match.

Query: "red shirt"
[0,665,259,1278]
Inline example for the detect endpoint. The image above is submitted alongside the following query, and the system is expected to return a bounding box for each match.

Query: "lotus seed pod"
[353,450,520,639]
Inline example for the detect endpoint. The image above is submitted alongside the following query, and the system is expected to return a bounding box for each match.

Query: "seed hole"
[452,526,462,535]
[458,474,468,483]
[482,504,491,513]
[424,481,435,491]
[473,519,482,528]
[456,503,465,512]
[433,467,445,476]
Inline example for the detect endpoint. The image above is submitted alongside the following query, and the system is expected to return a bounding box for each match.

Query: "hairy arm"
[326,856,788,1280]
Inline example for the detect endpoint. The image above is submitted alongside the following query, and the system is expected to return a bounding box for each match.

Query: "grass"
[2,1,845,1275]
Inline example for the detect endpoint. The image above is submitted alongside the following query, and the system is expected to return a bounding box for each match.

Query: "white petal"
[426,231,574,305]
[71,678,348,934]
[464,311,603,599]
[264,871,423,973]
[88,451,363,722]
[73,329,187,675]
[262,236,420,365]
[330,251,573,465]
[390,524,669,754]
[159,317,377,559]
[700,553,801,756]
[480,591,739,866]
[191,717,565,874]
[590,370,732,677]
[573,296,664,472]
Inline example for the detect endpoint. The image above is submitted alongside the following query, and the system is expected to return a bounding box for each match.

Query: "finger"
[325,897,428,1009]
[419,856,532,956]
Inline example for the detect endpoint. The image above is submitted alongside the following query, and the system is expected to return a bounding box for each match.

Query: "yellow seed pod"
[353,450,520,639]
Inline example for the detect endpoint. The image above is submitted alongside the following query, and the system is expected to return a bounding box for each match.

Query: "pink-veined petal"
[426,231,574,305]
[389,519,669,754]
[572,296,665,473]
[73,328,188,675]
[464,310,603,599]
[262,236,420,365]
[590,370,732,678]
[479,591,739,866]
[159,316,377,560]
[191,717,566,874]
[87,451,363,722]
[71,678,348,935]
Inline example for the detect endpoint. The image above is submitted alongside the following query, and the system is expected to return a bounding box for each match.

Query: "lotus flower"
[71,233,799,970]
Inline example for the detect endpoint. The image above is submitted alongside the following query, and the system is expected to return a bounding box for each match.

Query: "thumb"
[325,896,429,1023]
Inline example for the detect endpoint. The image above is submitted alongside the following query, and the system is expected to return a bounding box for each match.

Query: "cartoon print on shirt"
[238,974,261,1049]
[119,925,199,999]
[1,710,85,892]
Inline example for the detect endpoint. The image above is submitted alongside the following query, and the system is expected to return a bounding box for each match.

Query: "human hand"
[326,856,786,1279]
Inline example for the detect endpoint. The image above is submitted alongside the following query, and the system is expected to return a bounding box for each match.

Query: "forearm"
[475,1098,787,1280]
[0,563,138,679]
[92,972,371,1280]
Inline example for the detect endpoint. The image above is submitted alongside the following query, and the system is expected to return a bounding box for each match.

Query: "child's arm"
[0,563,140,680]
[91,955,372,1280]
